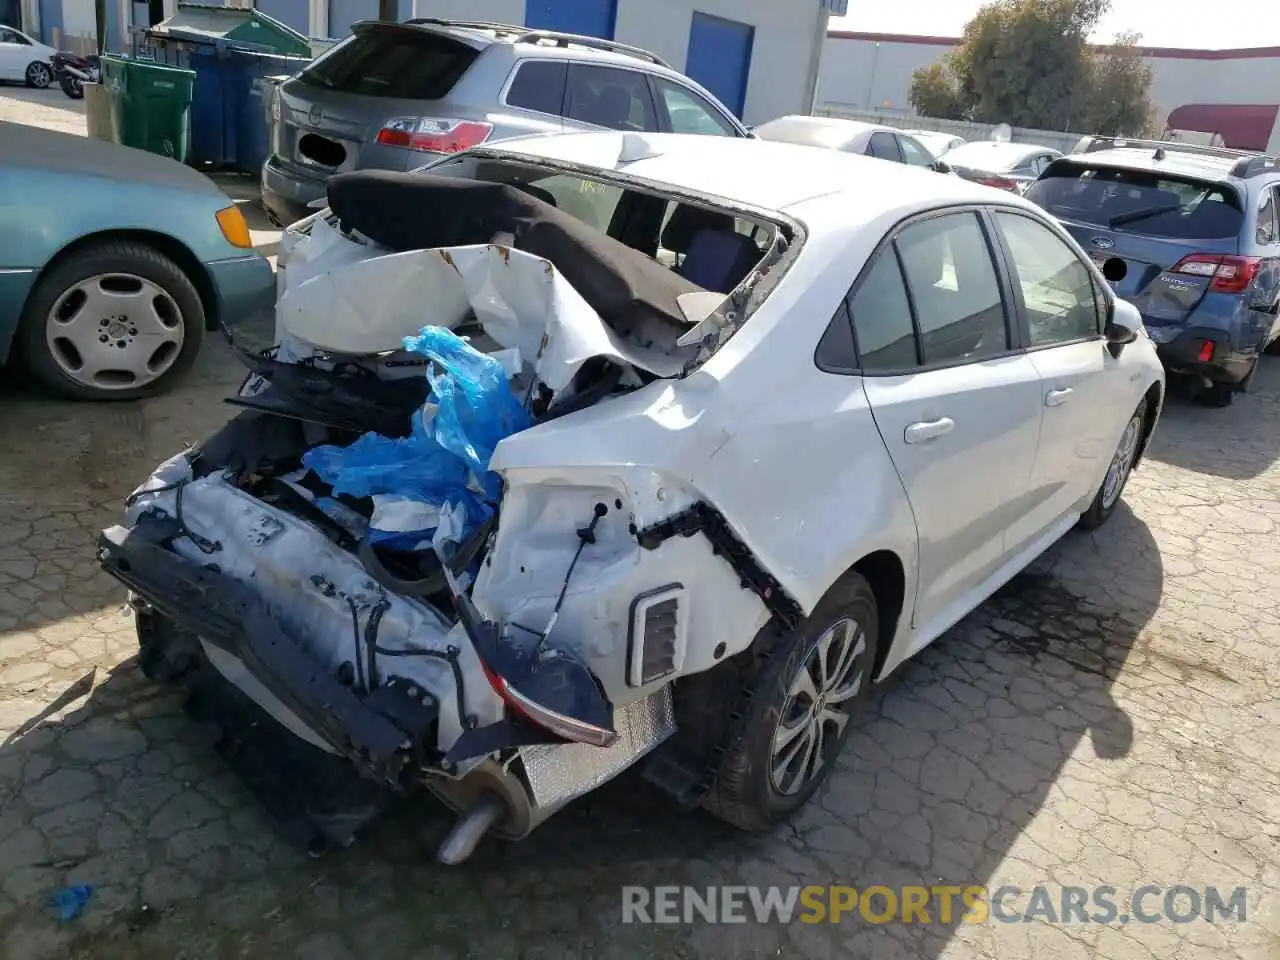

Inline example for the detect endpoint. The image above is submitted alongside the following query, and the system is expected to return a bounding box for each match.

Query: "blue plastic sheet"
[301,327,530,545]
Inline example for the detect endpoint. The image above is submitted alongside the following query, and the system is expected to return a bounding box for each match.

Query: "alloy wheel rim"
[769,617,868,796]
[29,63,51,87]
[1101,411,1143,509]
[45,273,185,390]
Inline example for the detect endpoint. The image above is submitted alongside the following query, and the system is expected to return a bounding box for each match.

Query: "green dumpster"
[146,2,313,58]
[98,55,197,162]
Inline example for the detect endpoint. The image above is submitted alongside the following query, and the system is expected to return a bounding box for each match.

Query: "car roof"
[752,115,893,150]
[474,130,1022,212]
[1060,147,1241,184]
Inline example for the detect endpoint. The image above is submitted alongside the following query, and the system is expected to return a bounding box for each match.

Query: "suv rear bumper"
[262,155,327,225]
[1150,325,1255,384]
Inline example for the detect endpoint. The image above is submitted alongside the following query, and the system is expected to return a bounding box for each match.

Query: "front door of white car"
[849,210,1045,640]
[989,209,1124,543]
[0,27,29,80]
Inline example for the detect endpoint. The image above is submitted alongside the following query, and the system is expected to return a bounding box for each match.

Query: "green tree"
[907,0,1153,135]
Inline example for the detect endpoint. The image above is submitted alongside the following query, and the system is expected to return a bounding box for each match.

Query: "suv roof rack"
[1076,135,1253,162]
[404,17,672,68]
[511,29,671,67]
[1075,136,1280,179]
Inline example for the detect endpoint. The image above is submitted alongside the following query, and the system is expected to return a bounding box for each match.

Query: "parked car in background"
[0,23,56,88]
[105,131,1163,864]
[1024,137,1280,406]
[752,114,952,173]
[904,129,966,158]
[262,17,750,225]
[944,140,1063,192]
[0,122,275,400]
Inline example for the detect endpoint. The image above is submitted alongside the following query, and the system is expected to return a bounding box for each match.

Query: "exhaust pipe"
[436,791,506,866]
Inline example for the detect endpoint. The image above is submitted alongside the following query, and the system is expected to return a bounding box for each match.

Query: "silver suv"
[261,17,752,224]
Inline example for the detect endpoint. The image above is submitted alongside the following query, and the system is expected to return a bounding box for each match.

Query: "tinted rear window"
[298,28,479,99]
[1025,163,1244,239]
[506,60,568,115]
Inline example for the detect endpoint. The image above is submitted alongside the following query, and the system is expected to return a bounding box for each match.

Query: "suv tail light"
[375,117,493,154]
[1170,254,1261,293]
[980,176,1019,191]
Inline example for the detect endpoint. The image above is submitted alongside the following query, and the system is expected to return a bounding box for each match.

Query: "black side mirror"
[931,159,952,174]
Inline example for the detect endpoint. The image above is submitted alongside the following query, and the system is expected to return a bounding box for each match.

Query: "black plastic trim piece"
[634,502,803,631]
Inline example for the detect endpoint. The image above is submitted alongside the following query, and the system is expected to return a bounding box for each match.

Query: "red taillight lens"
[375,117,493,154]
[1170,254,1261,294]
[980,176,1018,191]
[481,662,619,748]
[1197,340,1216,362]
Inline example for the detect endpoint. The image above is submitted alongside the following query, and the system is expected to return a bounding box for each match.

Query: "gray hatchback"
[261,17,752,225]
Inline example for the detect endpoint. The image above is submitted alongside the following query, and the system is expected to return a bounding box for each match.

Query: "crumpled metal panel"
[520,687,676,810]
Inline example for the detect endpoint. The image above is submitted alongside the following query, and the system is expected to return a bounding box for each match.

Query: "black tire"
[1266,337,1280,357]
[59,74,84,99]
[702,571,881,832]
[25,61,52,89]
[16,240,206,401]
[1078,398,1147,530]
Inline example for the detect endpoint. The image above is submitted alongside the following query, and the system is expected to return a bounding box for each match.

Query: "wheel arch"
[846,548,907,683]
[27,229,218,332]
[1134,379,1164,469]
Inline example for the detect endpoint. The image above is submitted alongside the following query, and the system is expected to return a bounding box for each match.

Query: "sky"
[830,0,1280,50]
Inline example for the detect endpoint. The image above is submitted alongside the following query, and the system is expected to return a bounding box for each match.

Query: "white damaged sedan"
[99,131,1165,864]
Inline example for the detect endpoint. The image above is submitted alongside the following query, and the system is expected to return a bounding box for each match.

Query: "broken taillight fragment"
[455,591,618,748]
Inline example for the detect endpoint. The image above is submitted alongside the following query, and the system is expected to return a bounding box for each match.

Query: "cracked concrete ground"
[2,88,1279,960]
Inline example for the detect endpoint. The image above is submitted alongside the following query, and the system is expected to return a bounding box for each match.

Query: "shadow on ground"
[1144,354,1280,481]
[0,503,1162,960]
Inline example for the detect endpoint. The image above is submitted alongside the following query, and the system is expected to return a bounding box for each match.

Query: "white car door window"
[996,211,1100,345]
[653,78,739,137]
[850,211,1045,640]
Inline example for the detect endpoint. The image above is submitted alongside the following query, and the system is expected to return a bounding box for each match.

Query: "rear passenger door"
[564,63,660,133]
[988,209,1119,547]
[1252,184,1280,346]
[851,210,1044,641]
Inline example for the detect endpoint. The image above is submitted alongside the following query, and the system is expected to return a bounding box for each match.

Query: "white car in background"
[0,24,56,88]
[100,132,1165,865]
[904,129,966,158]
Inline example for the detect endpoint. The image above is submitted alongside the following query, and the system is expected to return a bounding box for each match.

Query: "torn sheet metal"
[277,241,689,392]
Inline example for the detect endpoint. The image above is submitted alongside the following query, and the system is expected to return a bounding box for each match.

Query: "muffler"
[436,792,507,865]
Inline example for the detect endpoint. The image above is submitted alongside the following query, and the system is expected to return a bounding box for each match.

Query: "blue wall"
[38,0,61,44]
[685,12,754,119]
[524,0,616,39]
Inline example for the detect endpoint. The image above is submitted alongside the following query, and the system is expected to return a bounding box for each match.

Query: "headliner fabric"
[326,170,703,337]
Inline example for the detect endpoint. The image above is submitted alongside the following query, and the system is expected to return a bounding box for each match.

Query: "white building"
[20,0,842,126]
[819,30,1280,153]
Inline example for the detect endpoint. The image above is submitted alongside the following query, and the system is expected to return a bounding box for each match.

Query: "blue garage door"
[256,0,310,36]
[37,0,60,44]
[329,0,411,37]
[684,12,753,119]
[525,0,616,39]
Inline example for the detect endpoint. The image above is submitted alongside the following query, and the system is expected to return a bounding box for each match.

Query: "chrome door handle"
[1045,387,1073,407]
[904,417,955,444]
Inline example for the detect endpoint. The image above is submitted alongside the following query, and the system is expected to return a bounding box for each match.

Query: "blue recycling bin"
[227,51,309,176]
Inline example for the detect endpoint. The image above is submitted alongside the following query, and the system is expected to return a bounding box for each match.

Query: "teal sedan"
[0,120,275,400]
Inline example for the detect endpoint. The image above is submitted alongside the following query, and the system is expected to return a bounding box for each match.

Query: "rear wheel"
[17,240,205,401]
[25,61,52,89]
[59,73,84,99]
[1078,398,1146,530]
[702,572,880,832]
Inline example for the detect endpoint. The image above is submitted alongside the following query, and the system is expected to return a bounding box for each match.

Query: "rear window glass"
[297,28,479,99]
[1025,163,1244,239]
[506,60,568,115]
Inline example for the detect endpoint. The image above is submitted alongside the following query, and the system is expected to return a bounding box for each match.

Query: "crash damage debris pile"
[96,167,790,864]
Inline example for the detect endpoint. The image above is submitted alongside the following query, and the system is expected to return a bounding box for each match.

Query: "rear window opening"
[297,27,480,99]
[1025,163,1244,240]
